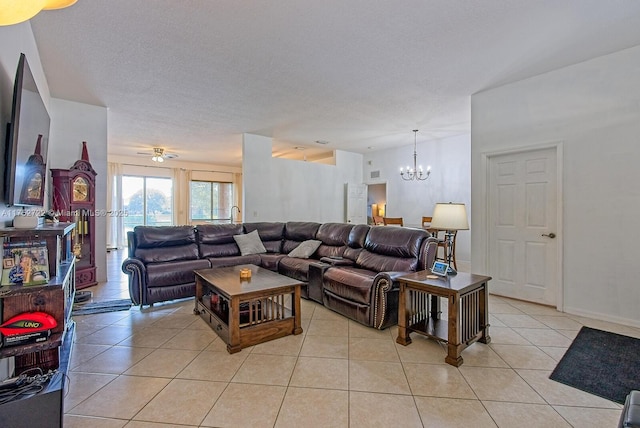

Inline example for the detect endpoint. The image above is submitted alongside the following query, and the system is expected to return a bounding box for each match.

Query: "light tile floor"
[63,249,637,427]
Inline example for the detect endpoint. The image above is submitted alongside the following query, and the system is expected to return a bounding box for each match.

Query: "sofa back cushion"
[356,226,428,272]
[244,222,285,253]
[343,224,370,261]
[134,226,199,263]
[282,222,321,253]
[197,223,244,258]
[315,222,353,258]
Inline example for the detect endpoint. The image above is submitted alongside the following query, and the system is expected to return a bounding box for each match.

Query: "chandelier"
[151,148,165,163]
[400,130,431,181]
[0,0,77,26]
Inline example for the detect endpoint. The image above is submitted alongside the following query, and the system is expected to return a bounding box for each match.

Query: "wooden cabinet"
[0,224,75,428]
[0,223,76,372]
[51,141,97,289]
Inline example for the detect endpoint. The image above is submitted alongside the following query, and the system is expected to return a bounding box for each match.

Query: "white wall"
[49,98,108,282]
[362,134,472,267]
[471,45,640,327]
[242,133,363,223]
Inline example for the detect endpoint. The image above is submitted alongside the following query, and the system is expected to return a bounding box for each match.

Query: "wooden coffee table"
[194,264,303,353]
[396,271,491,366]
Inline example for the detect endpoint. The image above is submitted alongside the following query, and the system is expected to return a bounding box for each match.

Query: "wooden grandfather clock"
[51,141,98,289]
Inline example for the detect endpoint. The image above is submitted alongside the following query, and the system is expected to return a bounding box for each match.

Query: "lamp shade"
[44,0,77,10]
[429,202,469,231]
[0,0,46,26]
[0,0,76,26]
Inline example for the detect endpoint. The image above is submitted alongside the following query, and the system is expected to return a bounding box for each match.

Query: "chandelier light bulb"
[400,130,431,181]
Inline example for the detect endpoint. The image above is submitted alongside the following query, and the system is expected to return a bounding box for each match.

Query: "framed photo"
[431,261,449,277]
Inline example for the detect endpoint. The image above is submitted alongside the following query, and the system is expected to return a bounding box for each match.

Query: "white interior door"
[346,183,367,224]
[488,147,560,306]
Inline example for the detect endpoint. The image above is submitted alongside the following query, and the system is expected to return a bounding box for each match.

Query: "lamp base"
[447,266,458,275]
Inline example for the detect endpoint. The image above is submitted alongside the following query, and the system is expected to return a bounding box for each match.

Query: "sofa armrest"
[122,258,147,306]
[308,262,331,303]
[418,237,439,271]
[370,271,411,329]
[320,256,355,267]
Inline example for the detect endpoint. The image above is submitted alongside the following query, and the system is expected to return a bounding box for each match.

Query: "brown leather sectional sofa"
[122,221,438,329]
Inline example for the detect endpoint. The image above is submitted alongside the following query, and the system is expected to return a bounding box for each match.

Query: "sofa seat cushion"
[260,253,286,271]
[208,255,261,269]
[146,259,211,288]
[323,266,377,305]
[278,257,318,282]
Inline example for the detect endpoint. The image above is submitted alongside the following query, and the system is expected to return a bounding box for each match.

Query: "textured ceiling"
[29,0,640,166]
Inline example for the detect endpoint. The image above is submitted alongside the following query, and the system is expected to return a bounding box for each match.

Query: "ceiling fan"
[135,147,178,162]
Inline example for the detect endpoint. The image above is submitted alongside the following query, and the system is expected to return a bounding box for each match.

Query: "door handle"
[541,233,556,239]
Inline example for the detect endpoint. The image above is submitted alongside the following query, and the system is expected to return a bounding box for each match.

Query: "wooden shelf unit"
[0,222,76,371]
[0,223,76,427]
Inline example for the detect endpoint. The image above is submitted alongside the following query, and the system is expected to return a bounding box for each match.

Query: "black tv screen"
[4,53,51,207]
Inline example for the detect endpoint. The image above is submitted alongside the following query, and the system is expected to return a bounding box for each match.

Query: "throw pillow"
[233,230,267,256]
[288,239,322,259]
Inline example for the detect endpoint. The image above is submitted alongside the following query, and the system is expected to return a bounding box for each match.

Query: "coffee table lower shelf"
[195,300,300,353]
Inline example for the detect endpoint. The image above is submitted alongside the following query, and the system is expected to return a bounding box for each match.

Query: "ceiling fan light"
[43,0,77,10]
[151,147,165,162]
[0,0,46,26]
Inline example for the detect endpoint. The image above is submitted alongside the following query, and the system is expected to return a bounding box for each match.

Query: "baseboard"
[563,305,640,330]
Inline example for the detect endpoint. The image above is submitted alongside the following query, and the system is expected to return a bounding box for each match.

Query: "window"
[122,176,173,233]
[190,180,234,222]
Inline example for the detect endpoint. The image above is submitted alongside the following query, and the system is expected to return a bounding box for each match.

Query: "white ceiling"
[30,1,640,166]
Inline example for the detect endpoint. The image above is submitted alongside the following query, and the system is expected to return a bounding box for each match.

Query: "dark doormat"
[72,299,132,316]
[549,326,640,404]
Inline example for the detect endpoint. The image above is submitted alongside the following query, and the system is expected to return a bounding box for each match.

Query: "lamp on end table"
[429,202,469,275]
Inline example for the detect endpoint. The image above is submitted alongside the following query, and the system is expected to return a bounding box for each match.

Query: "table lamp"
[429,202,469,274]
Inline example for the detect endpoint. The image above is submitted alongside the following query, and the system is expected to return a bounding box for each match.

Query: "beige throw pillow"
[233,230,267,256]
[288,240,322,259]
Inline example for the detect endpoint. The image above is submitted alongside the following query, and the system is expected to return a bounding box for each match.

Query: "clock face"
[73,177,89,202]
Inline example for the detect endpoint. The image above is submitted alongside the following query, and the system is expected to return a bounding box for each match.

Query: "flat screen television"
[4,53,50,207]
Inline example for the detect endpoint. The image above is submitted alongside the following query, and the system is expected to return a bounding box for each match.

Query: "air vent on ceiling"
[370,170,380,179]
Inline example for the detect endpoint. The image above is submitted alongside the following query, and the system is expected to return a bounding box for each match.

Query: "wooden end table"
[396,271,491,366]
[194,264,303,353]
